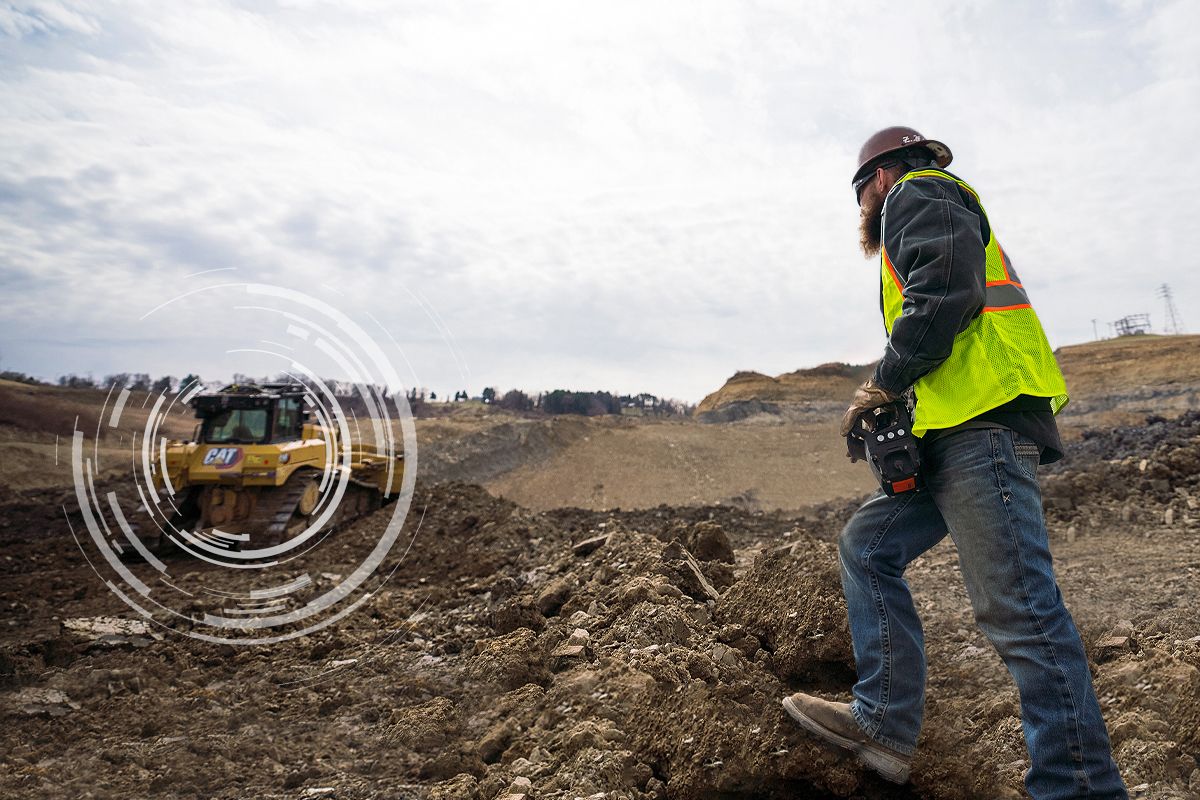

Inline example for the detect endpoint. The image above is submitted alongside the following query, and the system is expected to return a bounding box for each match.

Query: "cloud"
[0,0,1196,400]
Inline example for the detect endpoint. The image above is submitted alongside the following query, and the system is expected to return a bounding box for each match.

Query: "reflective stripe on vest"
[880,168,1069,436]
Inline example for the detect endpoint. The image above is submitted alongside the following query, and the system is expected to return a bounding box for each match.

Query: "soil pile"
[1041,410,1200,530]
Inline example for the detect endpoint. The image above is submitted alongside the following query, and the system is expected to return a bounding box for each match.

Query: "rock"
[550,644,585,659]
[617,577,662,608]
[497,775,534,800]
[385,697,460,750]
[491,599,546,634]
[62,616,158,649]
[1112,619,1135,639]
[467,628,550,689]
[710,643,740,668]
[10,687,80,717]
[1165,508,1176,526]
[658,541,721,602]
[1094,635,1134,662]
[573,534,609,557]
[63,616,151,638]
[535,575,574,616]
[655,582,684,599]
[477,722,512,763]
[684,521,735,564]
[549,628,590,661]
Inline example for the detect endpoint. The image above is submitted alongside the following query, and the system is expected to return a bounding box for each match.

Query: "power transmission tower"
[1157,283,1185,334]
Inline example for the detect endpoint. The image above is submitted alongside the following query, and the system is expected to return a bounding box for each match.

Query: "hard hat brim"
[851,138,954,185]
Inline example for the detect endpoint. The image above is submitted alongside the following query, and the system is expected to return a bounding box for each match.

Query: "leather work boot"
[782,693,911,784]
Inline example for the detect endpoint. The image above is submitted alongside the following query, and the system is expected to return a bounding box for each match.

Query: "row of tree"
[6,371,692,417]
[45,373,203,392]
[480,388,691,416]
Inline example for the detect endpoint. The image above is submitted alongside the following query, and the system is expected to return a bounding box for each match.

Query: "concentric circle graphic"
[68,281,419,645]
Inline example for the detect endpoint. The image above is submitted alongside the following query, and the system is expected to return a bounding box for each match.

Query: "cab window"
[205,409,268,443]
[272,398,301,442]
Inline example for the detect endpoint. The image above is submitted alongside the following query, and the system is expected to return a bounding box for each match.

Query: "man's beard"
[859,191,884,257]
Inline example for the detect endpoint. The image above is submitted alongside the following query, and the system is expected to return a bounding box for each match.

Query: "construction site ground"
[2,334,1200,799]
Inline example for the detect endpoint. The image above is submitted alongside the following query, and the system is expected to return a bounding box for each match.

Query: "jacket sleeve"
[871,176,987,394]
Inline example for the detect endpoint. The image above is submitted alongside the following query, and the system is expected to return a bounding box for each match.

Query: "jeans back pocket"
[1011,431,1041,478]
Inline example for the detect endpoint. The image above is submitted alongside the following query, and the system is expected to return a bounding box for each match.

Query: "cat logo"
[202,447,243,469]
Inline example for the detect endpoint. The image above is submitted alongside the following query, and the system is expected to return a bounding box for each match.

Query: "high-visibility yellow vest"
[881,169,1069,436]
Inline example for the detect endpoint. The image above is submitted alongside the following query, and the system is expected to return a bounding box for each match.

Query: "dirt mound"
[441,523,876,799]
[695,363,874,417]
[1041,410,1200,528]
[1050,410,1200,468]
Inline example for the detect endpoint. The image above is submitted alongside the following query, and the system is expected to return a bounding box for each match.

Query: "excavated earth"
[2,413,1200,798]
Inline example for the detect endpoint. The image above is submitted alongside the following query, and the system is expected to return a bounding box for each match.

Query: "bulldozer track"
[135,473,387,558]
[242,471,317,546]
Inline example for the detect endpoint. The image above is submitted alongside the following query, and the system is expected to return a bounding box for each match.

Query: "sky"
[1,0,1197,402]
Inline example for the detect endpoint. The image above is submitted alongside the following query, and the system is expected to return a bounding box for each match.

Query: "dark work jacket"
[869,171,1064,464]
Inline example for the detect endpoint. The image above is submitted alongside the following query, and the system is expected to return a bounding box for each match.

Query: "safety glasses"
[853,161,899,204]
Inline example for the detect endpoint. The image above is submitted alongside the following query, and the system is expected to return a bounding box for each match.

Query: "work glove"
[839,378,901,437]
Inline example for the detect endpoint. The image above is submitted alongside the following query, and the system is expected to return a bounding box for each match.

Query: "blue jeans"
[838,427,1127,799]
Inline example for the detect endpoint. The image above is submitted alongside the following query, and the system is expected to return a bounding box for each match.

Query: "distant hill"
[696,334,1200,425]
[1052,334,1200,399]
[695,363,875,420]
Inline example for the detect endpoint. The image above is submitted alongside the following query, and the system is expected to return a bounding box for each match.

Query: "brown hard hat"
[853,126,952,182]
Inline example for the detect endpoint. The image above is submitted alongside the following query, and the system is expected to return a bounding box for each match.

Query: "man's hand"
[840,378,901,436]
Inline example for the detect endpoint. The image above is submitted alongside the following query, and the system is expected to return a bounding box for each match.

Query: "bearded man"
[781,127,1128,800]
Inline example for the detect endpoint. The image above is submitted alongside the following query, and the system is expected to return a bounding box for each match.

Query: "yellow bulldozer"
[150,383,403,551]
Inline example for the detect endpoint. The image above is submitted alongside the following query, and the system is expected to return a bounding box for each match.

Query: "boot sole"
[782,696,911,784]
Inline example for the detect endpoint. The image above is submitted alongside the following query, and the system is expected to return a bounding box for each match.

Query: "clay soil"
[3,409,1200,798]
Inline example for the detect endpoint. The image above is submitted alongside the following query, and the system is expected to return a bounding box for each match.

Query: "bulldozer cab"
[194,384,310,445]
